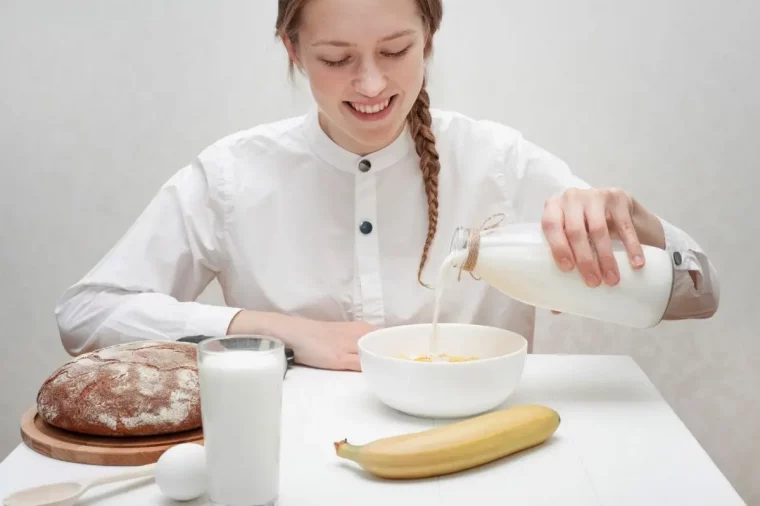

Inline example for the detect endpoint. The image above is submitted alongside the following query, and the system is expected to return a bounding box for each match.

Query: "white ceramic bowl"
[358,323,528,419]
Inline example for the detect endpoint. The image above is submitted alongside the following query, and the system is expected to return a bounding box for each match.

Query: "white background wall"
[1,0,757,503]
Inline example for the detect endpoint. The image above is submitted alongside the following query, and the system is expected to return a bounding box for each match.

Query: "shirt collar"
[303,107,415,173]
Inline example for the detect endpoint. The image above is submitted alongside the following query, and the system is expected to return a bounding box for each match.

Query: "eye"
[321,57,351,67]
[382,45,412,58]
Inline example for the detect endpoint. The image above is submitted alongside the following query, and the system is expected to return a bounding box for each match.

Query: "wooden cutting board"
[20,407,204,466]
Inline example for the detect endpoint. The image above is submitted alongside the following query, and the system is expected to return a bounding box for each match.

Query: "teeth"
[351,98,391,114]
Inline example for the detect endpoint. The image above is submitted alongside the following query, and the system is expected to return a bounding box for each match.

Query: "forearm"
[226,309,306,349]
[56,285,241,356]
[226,310,373,373]
[506,132,718,322]
[227,310,284,339]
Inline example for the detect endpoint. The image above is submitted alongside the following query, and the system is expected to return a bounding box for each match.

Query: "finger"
[585,197,619,286]
[609,191,645,269]
[563,192,602,287]
[541,195,574,272]
[340,353,361,372]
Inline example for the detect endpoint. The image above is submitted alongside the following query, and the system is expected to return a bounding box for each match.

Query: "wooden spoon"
[3,463,155,506]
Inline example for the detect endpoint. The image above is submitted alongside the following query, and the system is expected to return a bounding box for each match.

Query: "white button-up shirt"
[55,109,720,356]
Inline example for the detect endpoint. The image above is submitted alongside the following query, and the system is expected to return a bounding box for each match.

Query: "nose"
[354,60,387,97]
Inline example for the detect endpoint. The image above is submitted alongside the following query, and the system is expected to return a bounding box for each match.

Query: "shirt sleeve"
[657,216,720,320]
[507,131,720,322]
[54,160,243,356]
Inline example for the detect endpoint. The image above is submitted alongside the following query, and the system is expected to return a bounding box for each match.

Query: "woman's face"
[285,0,428,155]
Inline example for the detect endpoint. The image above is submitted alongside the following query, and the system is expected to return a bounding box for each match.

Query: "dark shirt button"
[673,251,682,266]
[358,159,371,172]
[360,221,373,234]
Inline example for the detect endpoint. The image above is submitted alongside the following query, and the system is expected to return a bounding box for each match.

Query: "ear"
[281,34,304,72]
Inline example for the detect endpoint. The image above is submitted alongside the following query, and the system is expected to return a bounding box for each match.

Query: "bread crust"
[37,341,201,437]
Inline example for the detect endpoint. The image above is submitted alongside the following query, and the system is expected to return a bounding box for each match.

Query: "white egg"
[155,442,207,501]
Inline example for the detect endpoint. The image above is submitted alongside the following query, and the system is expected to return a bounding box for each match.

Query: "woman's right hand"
[227,310,375,372]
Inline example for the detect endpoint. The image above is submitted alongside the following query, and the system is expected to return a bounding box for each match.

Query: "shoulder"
[189,114,310,194]
[160,115,308,212]
[429,108,570,172]
[198,114,309,167]
[429,108,524,148]
[427,108,546,174]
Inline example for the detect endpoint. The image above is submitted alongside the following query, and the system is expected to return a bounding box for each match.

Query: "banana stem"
[334,439,361,460]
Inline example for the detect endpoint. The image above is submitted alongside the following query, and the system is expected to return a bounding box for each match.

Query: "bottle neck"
[449,227,472,256]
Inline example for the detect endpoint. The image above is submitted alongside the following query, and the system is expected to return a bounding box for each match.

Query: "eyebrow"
[311,29,416,47]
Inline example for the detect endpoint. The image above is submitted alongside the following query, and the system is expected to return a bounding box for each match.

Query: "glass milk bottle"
[198,336,287,506]
[448,222,675,328]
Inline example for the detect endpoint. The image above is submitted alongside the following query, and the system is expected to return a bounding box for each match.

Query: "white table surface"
[0,355,745,506]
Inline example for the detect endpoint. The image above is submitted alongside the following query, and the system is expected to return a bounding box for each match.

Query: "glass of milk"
[197,335,286,506]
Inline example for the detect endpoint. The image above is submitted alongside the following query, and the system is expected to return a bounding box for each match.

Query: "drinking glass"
[198,335,286,506]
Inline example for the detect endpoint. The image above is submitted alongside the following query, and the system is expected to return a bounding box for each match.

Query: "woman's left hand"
[541,187,666,288]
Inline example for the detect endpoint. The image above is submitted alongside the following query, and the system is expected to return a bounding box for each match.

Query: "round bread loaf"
[37,341,201,437]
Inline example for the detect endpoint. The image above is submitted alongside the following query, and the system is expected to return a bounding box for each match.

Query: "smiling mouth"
[344,95,397,120]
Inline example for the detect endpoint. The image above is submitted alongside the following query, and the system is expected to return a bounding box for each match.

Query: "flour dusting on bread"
[37,341,201,437]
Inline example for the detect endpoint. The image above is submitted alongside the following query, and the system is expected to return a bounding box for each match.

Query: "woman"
[55,0,719,370]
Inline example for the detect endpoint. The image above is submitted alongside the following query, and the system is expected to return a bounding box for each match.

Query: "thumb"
[341,353,362,372]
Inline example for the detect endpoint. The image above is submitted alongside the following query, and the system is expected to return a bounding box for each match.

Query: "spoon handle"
[85,463,157,489]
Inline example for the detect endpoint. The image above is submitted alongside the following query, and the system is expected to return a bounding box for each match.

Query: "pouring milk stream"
[429,217,675,356]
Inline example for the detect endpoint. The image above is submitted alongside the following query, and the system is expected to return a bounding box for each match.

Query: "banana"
[334,404,560,479]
